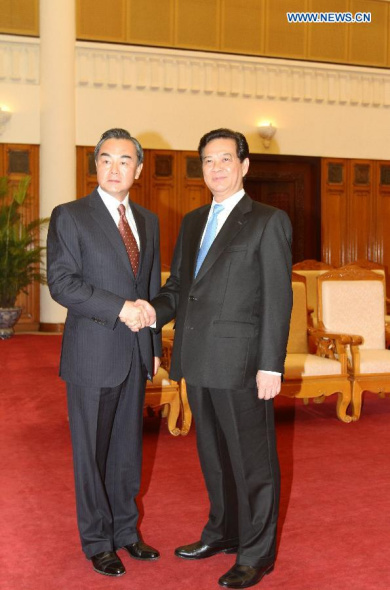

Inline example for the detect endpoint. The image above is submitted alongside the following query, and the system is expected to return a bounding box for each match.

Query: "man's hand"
[118,300,149,331]
[135,299,156,327]
[256,370,281,400]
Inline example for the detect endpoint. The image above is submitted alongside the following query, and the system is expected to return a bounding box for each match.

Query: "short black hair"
[198,128,249,162]
[94,128,144,165]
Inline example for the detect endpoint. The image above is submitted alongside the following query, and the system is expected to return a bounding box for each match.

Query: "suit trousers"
[186,384,280,568]
[66,344,147,559]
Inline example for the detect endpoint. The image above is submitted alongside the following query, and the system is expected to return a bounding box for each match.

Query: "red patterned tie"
[117,204,140,276]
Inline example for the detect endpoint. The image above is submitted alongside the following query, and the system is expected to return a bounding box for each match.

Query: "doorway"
[244,155,321,263]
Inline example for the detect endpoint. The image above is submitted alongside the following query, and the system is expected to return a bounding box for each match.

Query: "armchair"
[318,266,390,421]
[281,273,352,422]
[292,260,334,328]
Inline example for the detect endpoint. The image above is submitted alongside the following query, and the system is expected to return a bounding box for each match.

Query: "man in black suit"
[47,128,161,577]
[136,129,292,588]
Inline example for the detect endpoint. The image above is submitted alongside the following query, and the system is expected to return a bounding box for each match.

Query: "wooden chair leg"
[351,381,363,421]
[179,379,192,436]
[336,389,352,423]
[166,396,181,436]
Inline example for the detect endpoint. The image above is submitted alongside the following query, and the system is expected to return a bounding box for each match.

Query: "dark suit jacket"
[152,194,292,390]
[47,189,162,388]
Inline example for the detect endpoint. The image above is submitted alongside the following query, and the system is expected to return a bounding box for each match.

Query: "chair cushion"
[321,280,385,349]
[284,354,343,379]
[359,349,390,373]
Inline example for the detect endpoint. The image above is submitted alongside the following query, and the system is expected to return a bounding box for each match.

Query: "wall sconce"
[0,106,12,135]
[258,123,276,148]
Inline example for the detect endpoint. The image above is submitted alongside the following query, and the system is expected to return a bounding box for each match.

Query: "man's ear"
[242,158,250,177]
[135,163,143,180]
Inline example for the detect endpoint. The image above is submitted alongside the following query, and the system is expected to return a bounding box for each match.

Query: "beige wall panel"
[221,0,265,55]
[0,0,39,36]
[76,0,127,42]
[264,0,308,59]
[127,0,175,46]
[349,0,388,66]
[308,0,349,63]
[175,0,220,51]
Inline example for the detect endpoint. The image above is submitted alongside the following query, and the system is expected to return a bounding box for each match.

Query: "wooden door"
[245,156,321,263]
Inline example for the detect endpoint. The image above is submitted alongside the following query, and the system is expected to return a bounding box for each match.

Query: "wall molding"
[75,42,390,109]
[2,36,390,108]
[0,36,40,84]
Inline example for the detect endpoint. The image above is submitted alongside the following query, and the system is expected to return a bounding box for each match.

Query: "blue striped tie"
[194,204,224,277]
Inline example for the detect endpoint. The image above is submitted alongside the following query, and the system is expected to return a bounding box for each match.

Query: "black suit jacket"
[47,189,162,388]
[152,194,292,390]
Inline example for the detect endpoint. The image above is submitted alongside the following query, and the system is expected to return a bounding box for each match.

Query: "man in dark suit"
[47,128,161,577]
[136,128,292,588]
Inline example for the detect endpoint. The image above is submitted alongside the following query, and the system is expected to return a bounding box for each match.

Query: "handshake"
[119,299,156,332]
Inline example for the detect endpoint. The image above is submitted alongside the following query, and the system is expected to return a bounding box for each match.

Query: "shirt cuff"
[259,370,281,376]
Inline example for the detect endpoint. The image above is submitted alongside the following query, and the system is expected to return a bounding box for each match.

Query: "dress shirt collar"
[211,188,245,213]
[97,185,130,217]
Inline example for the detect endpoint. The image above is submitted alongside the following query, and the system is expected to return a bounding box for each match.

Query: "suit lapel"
[194,194,252,282]
[88,191,134,278]
[189,205,211,278]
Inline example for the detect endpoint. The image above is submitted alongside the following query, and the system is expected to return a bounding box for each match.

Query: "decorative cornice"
[74,42,390,109]
[1,36,390,109]
[0,36,40,84]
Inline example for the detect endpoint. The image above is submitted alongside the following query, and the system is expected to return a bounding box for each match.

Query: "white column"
[39,0,76,325]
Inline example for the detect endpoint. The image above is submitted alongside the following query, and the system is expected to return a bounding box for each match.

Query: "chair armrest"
[308,328,363,372]
[308,327,363,346]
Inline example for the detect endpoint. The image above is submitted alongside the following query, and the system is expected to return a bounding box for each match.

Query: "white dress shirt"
[98,186,140,249]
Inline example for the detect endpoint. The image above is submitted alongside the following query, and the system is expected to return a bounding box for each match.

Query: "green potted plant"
[0,176,48,339]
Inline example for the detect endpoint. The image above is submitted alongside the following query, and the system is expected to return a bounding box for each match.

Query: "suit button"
[188,296,198,301]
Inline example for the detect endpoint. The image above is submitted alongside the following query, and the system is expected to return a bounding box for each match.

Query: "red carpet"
[1,334,390,590]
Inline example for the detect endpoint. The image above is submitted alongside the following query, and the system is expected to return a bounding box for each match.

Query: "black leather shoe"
[175,540,238,560]
[91,551,125,577]
[123,541,160,561]
[218,564,274,588]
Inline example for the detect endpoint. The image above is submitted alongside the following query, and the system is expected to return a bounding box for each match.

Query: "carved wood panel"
[321,159,348,267]
[148,151,178,269]
[376,162,390,299]
[349,160,374,263]
[322,157,390,298]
